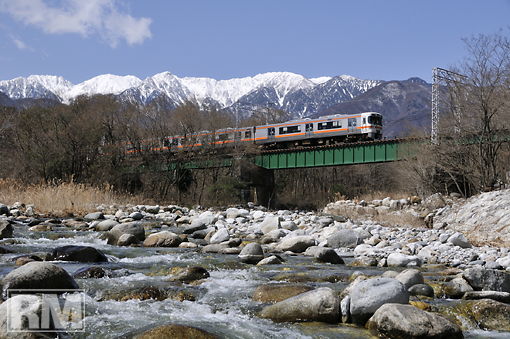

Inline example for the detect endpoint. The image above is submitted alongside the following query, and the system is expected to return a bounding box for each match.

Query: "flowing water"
[0,221,507,338]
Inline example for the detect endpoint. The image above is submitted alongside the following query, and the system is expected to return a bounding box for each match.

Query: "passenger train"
[127,112,383,153]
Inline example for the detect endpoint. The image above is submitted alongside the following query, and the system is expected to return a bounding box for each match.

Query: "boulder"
[84,211,104,220]
[94,219,119,231]
[238,243,264,264]
[276,235,315,253]
[466,299,510,331]
[387,253,422,267]
[259,287,339,323]
[61,219,88,228]
[0,203,9,215]
[349,278,409,325]
[129,211,144,220]
[256,255,282,265]
[1,262,79,300]
[143,231,182,247]
[209,228,230,244]
[252,283,314,303]
[169,267,210,283]
[45,245,108,262]
[462,266,510,292]
[107,222,145,245]
[135,324,220,339]
[447,232,472,248]
[0,220,13,239]
[462,291,510,303]
[395,268,425,289]
[183,221,207,234]
[258,215,281,235]
[304,246,344,264]
[444,277,473,298]
[326,229,362,249]
[367,303,463,339]
[117,233,141,246]
[408,284,435,298]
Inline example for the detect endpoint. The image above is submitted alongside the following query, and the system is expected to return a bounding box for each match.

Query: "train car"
[253,112,382,148]
[126,111,382,154]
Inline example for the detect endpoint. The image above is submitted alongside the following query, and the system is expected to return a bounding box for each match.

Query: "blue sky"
[1,0,509,84]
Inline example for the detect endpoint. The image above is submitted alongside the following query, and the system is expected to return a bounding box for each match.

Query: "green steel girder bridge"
[128,137,417,208]
[253,137,414,169]
[130,137,416,172]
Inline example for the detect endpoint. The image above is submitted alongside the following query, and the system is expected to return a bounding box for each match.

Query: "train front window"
[368,115,382,125]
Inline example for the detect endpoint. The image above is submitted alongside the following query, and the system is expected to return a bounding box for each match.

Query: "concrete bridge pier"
[240,163,276,209]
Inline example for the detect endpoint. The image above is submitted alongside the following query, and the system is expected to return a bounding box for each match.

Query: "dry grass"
[0,179,132,217]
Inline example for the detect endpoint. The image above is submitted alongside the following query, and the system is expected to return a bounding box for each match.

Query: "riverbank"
[1,190,510,338]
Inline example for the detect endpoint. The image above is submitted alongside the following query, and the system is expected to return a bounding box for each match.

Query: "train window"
[348,118,357,127]
[368,115,382,125]
[363,118,366,125]
[218,133,228,141]
[245,130,252,138]
[318,121,338,130]
[268,128,275,136]
[279,125,301,134]
[306,123,313,131]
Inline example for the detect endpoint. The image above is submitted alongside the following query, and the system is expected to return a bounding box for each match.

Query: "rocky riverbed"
[1,189,510,338]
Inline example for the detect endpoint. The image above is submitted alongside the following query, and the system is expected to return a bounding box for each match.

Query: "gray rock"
[209,228,230,244]
[463,290,510,303]
[0,203,9,215]
[448,232,472,248]
[45,245,108,262]
[257,255,282,265]
[94,219,119,231]
[1,262,79,300]
[367,303,463,339]
[276,235,315,253]
[183,221,207,234]
[129,211,144,220]
[259,287,339,323]
[145,205,160,214]
[107,222,145,246]
[0,220,13,239]
[252,283,314,303]
[463,266,510,292]
[281,221,298,230]
[485,260,503,270]
[445,277,474,298]
[238,242,264,264]
[258,215,281,235]
[349,278,409,325]
[143,231,181,247]
[84,211,104,220]
[387,253,422,267]
[304,246,344,264]
[395,268,424,289]
[326,229,362,249]
[117,233,140,246]
[169,266,209,283]
[408,284,435,298]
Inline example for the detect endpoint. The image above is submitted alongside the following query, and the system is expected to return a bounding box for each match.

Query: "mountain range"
[0,72,432,137]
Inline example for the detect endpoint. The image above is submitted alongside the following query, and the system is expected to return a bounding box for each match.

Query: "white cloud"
[9,34,33,51]
[0,0,152,47]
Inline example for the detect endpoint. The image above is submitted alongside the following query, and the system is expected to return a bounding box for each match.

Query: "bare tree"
[441,31,510,190]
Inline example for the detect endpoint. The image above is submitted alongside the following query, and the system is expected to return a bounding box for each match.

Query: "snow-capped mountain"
[0,71,383,118]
